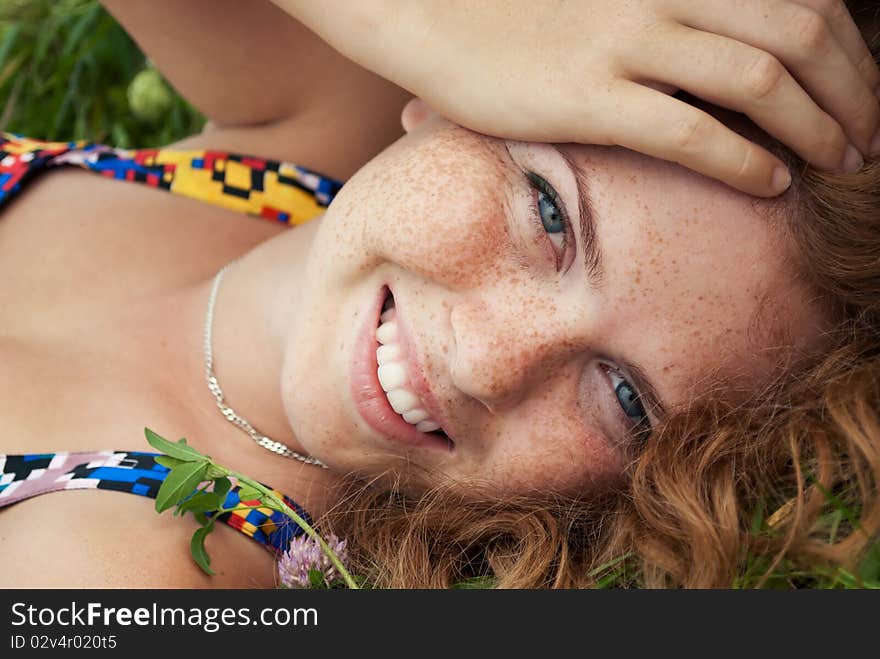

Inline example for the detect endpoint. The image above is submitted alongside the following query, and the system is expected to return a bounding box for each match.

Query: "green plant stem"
[226,469,359,589]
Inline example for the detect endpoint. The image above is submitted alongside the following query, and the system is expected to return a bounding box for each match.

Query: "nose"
[448,293,582,412]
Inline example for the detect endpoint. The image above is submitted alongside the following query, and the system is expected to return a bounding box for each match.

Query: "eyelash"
[524,169,652,444]
[524,171,572,272]
[599,364,652,444]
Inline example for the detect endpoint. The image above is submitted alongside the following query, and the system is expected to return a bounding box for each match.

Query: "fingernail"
[841,144,863,173]
[771,166,792,193]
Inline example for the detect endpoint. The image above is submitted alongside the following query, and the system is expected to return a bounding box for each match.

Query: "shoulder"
[0,489,278,588]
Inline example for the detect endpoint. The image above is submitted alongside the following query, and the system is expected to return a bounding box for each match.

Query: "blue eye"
[604,366,652,442]
[525,172,569,267]
[537,188,564,234]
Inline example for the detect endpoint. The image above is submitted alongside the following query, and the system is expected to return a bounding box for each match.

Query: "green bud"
[127,68,173,123]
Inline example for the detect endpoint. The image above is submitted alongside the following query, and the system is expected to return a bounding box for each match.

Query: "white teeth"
[376,344,402,365]
[375,304,442,434]
[402,408,430,424]
[375,321,397,344]
[379,307,397,324]
[386,388,421,414]
[377,363,408,391]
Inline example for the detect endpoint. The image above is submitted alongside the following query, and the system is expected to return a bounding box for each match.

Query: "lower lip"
[349,285,451,451]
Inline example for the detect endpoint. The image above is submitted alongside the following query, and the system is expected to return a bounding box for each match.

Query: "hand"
[276,0,880,197]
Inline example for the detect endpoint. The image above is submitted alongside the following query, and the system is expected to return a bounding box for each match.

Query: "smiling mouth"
[376,290,453,445]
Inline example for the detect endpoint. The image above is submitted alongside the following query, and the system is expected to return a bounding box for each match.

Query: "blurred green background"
[0,0,204,146]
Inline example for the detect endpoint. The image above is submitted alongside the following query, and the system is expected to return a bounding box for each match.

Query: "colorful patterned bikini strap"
[0,451,310,555]
[0,132,344,225]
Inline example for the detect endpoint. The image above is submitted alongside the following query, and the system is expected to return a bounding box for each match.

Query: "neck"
[152,218,335,509]
[208,230,311,445]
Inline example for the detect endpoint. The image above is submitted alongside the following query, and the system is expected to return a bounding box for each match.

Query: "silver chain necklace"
[203,262,327,468]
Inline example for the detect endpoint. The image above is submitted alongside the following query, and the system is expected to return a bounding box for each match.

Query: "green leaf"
[749,501,766,535]
[348,574,373,589]
[595,569,628,589]
[0,52,24,88]
[110,121,131,150]
[451,576,497,589]
[155,461,208,513]
[154,455,184,470]
[308,569,326,589]
[213,477,232,501]
[586,551,633,580]
[177,491,222,516]
[32,16,60,70]
[858,540,880,584]
[144,428,208,462]
[190,525,215,576]
[236,485,262,502]
[0,23,21,70]
[60,3,100,60]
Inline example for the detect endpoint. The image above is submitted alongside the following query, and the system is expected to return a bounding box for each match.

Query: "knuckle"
[742,53,785,101]
[818,0,847,22]
[856,52,880,89]
[851,89,880,130]
[815,123,848,161]
[733,143,759,184]
[808,0,840,18]
[669,113,706,151]
[790,8,831,56]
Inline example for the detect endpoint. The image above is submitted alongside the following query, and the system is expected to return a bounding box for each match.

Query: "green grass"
[0,0,203,146]
[732,491,880,590]
[1,0,878,590]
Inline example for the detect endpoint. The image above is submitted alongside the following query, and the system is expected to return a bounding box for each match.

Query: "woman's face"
[281,107,827,495]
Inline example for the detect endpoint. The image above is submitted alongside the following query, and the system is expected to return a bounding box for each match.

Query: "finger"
[669,0,880,156]
[596,81,791,197]
[401,97,435,132]
[794,0,880,89]
[630,24,853,172]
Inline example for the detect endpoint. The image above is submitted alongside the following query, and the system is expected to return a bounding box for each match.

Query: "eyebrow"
[549,144,604,288]
[549,144,668,422]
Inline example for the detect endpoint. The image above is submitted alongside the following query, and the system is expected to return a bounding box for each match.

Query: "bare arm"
[101,0,409,126]
[269,0,880,197]
[101,0,412,177]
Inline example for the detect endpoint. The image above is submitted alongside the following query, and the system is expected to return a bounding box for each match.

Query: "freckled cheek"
[489,425,626,494]
[339,144,517,288]
[398,192,512,288]
[487,385,628,493]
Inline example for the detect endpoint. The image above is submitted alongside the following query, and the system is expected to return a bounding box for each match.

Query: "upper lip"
[387,286,456,445]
